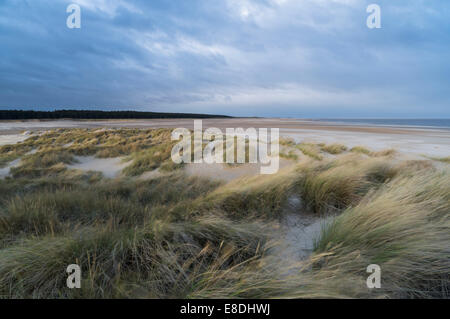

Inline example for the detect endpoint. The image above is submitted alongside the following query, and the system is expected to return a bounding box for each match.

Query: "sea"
[315,119,450,130]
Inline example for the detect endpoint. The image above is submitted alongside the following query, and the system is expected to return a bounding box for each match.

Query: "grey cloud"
[0,0,449,117]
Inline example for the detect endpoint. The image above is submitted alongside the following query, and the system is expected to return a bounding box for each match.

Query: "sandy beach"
[0,118,448,299]
[1,118,449,157]
[2,0,449,300]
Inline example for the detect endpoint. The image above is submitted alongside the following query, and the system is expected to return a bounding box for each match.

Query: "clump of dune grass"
[350,146,372,155]
[0,173,221,243]
[428,156,450,164]
[0,130,448,299]
[372,148,396,157]
[0,144,33,168]
[394,160,434,175]
[296,143,323,160]
[10,148,75,178]
[321,144,348,155]
[0,171,246,298]
[313,172,450,298]
[123,142,177,176]
[195,166,298,219]
[350,146,396,158]
[280,150,299,160]
[295,154,398,214]
[279,138,296,147]
[0,205,272,298]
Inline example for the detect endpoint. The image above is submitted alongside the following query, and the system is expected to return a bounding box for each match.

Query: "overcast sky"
[1,0,449,118]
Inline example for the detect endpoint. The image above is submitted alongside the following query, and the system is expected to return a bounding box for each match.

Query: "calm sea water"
[317,119,450,129]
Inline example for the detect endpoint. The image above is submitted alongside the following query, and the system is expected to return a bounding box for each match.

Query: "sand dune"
[1,119,448,157]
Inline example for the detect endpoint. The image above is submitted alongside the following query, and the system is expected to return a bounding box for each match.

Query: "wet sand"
[0,118,448,134]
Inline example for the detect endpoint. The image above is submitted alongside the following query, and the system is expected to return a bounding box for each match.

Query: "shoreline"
[311,122,450,132]
[0,118,449,134]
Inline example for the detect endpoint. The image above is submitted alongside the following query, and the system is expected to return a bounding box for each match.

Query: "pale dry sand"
[138,169,163,180]
[1,118,448,157]
[185,162,254,182]
[281,213,326,261]
[281,128,449,158]
[0,133,30,146]
[184,158,292,182]
[267,195,333,264]
[0,159,20,179]
[67,156,131,178]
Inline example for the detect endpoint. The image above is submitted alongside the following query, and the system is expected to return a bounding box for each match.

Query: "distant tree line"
[0,110,232,120]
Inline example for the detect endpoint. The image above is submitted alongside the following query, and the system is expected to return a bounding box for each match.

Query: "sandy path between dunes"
[184,158,293,182]
[67,156,131,178]
[0,159,21,179]
[0,133,31,146]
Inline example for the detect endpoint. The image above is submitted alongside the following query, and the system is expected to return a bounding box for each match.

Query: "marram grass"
[0,128,448,298]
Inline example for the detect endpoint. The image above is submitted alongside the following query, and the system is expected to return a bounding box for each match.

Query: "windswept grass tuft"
[313,172,450,298]
[123,142,179,176]
[350,146,371,155]
[196,166,298,219]
[372,149,396,157]
[428,156,450,164]
[280,150,299,160]
[0,145,30,168]
[295,155,398,214]
[10,148,74,178]
[350,146,396,157]
[321,144,348,155]
[296,143,323,160]
[0,212,272,298]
